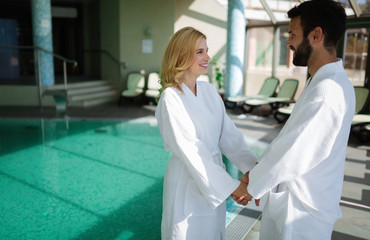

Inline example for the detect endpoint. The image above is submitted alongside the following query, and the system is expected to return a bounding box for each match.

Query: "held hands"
[231,172,260,206]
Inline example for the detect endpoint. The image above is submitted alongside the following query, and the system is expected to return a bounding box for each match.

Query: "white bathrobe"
[248,59,356,239]
[156,81,258,240]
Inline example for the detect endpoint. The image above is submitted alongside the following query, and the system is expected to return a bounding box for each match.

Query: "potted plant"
[209,58,225,98]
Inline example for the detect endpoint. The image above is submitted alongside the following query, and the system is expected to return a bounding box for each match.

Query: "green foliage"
[209,58,225,89]
[359,2,370,12]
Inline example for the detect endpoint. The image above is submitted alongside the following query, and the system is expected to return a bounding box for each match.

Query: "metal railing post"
[0,45,78,108]
[84,49,126,91]
[63,60,68,90]
[36,48,43,108]
[120,63,124,91]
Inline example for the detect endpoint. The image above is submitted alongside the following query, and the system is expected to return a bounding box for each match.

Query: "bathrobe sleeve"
[156,90,241,208]
[248,98,343,199]
[216,93,258,173]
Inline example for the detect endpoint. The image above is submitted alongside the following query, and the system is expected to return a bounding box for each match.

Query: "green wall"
[100,0,121,89]
[83,0,225,92]
[0,86,54,107]
[85,0,176,91]
[118,0,176,90]
[82,0,175,91]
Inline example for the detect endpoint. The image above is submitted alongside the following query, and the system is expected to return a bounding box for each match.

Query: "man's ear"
[311,27,324,43]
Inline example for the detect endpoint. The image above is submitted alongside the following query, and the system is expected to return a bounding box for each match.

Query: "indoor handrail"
[0,45,78,107]
[84,49,126,68]
[84,49,127,90]
[0,45,78,66]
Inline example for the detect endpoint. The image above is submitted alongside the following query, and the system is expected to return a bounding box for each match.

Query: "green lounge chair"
[273,103,296,123]
[144,72,161,104]
[243,78,299,116]
[353,86,369,114]
[274,86,370,124]
[119,72,145,105]
[359,123,370,142]
[351,87,370,142]
[225,77,279,109]
[352,114,370,142]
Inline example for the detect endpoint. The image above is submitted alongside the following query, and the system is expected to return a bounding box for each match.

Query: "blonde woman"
[155,27,258,240]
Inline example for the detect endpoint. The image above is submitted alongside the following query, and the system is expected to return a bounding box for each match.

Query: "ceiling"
[216,0,370,26]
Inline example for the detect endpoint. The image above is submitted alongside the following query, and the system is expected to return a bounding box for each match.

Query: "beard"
[291,37,312,67]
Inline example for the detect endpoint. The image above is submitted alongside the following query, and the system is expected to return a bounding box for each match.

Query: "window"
[343,28,369,86]
[354,0,370,16]
[245,27,274,95]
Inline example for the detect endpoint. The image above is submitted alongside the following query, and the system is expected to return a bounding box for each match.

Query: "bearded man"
[233,0,356,239]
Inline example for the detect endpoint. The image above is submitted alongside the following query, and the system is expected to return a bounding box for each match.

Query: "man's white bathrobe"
[156,81,258,240]
[248,59,356,239]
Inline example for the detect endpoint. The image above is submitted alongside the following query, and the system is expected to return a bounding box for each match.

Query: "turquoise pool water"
[0,118,266,240]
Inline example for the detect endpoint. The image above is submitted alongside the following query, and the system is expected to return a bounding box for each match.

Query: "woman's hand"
[231,181,253,206]
[231,172,260,206]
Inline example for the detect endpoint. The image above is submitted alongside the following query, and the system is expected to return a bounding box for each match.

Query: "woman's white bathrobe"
[248,59,356,239]
[155,81,258,240]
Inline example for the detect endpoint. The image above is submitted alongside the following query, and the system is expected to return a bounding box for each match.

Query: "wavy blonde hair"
[160,27,206,94]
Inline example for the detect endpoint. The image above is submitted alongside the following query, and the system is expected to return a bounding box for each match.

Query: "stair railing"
[84,49,127,90]
[0,45,78,107]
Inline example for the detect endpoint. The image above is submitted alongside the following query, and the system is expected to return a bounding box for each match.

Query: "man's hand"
[240,172,249,184]
[231,172,260,206]
[231,181,252,206]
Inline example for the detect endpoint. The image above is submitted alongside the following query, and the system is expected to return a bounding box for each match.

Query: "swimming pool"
[0,118,267,239]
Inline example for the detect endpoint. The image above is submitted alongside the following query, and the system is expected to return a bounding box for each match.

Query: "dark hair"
[287,0,346,49]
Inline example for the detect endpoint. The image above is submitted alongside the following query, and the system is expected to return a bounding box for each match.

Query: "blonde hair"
[160,27,206,93]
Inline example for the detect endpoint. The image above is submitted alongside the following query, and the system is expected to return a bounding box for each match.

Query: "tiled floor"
[1,103,369,239]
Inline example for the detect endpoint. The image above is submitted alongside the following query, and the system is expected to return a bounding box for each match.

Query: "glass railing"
[0,45,77,107]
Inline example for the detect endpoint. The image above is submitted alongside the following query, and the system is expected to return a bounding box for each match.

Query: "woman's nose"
[205,53,211,61]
